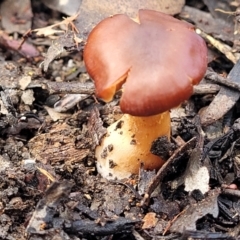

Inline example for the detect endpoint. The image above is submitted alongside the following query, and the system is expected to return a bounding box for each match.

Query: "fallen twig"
[140,137,197,207]
[28,80,95,95]
[205,70,240,93]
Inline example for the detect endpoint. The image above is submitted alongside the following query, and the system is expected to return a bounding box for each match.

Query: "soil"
[1,1,240,240]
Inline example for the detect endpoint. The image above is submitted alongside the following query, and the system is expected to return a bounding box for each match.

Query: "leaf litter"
[1,0,240,239]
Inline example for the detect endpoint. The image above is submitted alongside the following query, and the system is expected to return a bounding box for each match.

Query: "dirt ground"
[1,0,240,239]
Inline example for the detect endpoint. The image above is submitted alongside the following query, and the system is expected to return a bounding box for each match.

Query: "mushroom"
[84,9,208,180]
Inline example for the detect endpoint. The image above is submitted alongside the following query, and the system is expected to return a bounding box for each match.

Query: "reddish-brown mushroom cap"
[84,9,207,116]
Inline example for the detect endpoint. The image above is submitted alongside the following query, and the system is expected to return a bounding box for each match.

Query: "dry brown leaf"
[170,189,220,233]
[75,0,185,41]
[142,212,158,229]
[42,0,185,71]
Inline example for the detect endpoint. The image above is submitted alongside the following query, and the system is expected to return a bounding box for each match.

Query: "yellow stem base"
[95,111,171,180]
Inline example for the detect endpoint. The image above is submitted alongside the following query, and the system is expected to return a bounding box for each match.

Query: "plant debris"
[2,1,240,239]
[170,188,220,233]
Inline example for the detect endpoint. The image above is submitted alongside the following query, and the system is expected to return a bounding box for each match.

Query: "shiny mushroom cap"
[84,9,208,116]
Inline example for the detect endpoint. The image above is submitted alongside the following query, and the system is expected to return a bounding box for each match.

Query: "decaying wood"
[28,122,91,164]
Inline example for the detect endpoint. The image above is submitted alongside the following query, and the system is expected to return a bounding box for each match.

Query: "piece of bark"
[26,181,74,234]
[28,122,91,164]
[66,217,139,236]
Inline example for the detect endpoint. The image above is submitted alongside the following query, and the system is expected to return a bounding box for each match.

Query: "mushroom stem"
[95,111,171,180]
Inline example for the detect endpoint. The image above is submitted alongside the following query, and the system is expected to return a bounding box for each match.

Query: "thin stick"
[140,137,196,207]
[205,70,240,93]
